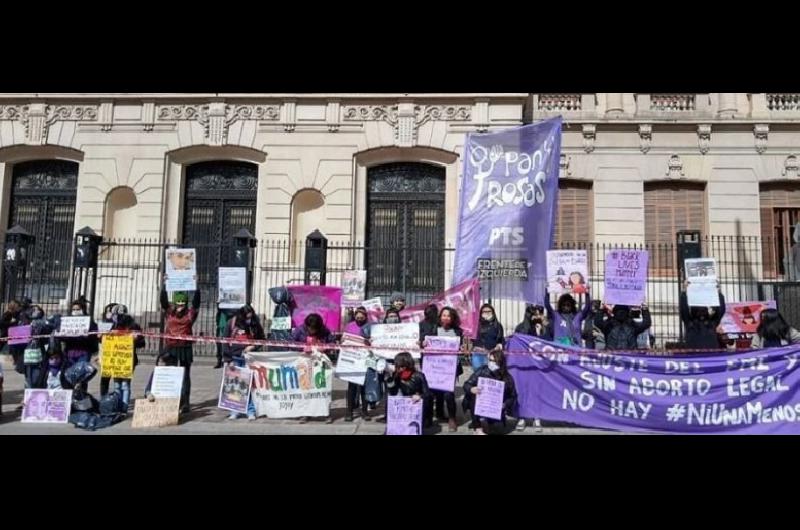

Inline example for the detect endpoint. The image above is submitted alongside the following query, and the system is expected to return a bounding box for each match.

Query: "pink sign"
[720,301,777,334]
[399,279,481,338]
[287,285,343,332]
[9,325,32,346]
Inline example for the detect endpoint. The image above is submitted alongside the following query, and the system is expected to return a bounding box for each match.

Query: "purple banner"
[386,396,423,435]
[604,250,648,306]
[287,285,343,332]
[452,119,562,304]
[422,336,460,392]
[507,334,800,434]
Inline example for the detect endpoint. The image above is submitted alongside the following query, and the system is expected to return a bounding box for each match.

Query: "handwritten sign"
[547,250,589,295]
[270,317,291,331]
[131,398,180,428]
[386,396,423,435]
[101,334,134,379]
[474,377,505,420]
[57,316,91,336]
[335,333,371,385]
[421,336,460,392]
[370,323,421,360]
[604,250,648,306]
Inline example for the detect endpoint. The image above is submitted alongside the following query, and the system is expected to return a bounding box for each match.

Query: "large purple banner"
[507,334,800,434]
[452,119,562,303]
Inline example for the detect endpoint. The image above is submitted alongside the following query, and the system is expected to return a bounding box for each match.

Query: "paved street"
[0,355,618,435]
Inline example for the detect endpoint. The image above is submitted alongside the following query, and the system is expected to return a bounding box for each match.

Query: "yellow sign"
[101,334,134,379]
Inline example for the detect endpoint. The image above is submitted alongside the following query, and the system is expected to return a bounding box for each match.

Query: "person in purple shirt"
[544,287,592,347]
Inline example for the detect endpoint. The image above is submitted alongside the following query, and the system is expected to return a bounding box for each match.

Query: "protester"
[23,306,50,390]
[383,308,402,324]
[107,305,146,411]
[342,306,371,422]
[750,308,800,348]
[290,312,335,423]
[462,349,517,435]
[594,303,652,350]
[215,306,238,369]
[344,306,371,339]
[223,304,263,420]
[384,351,431,430]
[680,281,726,350]
[515,304,553,340]
[418,304,439,345]
[99,302,119,397]
[544,288,592,346]
[425,306,464,432]
[472,303,504,370]
[1,300,26,379]
[390,292,406,312]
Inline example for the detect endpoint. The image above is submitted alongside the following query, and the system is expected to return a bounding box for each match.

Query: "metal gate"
[7,160,78,306]
[366,163,445,306]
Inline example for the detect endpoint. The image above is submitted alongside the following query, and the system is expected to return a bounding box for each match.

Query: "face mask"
[245,318,252,325]
[105,312,113,320]
[71,310,83,316]
[386,317,400,324]
[31,310,43,321]
[482,313,494,321]
[488,361,499,372]
[355,318,366,325]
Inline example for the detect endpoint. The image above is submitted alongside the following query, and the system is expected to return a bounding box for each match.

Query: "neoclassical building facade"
[2,93,800,340]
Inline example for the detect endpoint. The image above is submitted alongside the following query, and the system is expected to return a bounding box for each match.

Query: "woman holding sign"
[23,307,51,390]
[384,351,431,427]
[108,306,145,411]
[60,298,99,369]
[430,307,464,432]
[471,304,505,370]
[680,281,726,350]
[462,349,517,435]
[544,288,592,347]
[158,282,201,414]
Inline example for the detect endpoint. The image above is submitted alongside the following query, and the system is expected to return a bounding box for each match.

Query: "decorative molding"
[697,124,711,155]
[142,101,155,132]
[281,101,296,132]
[754,123,769,154]
[582,124,596,153]
[783,155,799,179]
[342,103,471,146]
[638,124,652,154]
[156,103,280,145]
[326,101,341,132]
[0,103,98,144]
[666,154,685,179]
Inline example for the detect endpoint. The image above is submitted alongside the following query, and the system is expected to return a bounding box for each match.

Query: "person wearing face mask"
[544,287,592,347]
[595,302,652,351]
[462,349,517,435]
[383,307,402,325]
[680,281,725,350]
[153,281,201,414]
[515,304,553,340]
[471,303,504,371]
[389,292,406,313]
[384,351,431,430]
[344,306,371,339]
[99,302,120,397]
[60,297,100,368]
[424,306,464,432]
[223,304,264,421]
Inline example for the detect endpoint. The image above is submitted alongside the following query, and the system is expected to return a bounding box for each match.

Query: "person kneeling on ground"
[462,349,517,435]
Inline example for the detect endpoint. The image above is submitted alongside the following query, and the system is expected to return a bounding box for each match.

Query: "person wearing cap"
[390,292,406,312]
[151,279,201,414]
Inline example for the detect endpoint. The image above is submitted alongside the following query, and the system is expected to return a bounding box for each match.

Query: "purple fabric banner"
[452,119,562,304]
[287,285,343,332]
[507,334,800,434]
[604,250,649,306]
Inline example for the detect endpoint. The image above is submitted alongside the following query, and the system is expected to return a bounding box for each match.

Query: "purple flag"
[604,250,649,306]
[452,119,562,303]
[507,334,800,434]
[287,285,343,332]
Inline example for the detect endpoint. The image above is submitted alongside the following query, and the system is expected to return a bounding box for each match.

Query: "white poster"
[56,316,91,336]
[342,270,367,305]
[335,333,371,385]
[218,267,247,309]
[246,351,333,418]
[165,248,197,292]
[370,323,421,360]
[685,258,720,307]
[546,250,589,295]
[150,366,185,398]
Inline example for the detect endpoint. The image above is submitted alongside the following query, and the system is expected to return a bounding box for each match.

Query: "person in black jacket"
[514,304,553,340]
[594,303,652,350]
[462,348,517,435]
[426,306,464,432]
[2,300,26,377]
[471,303,504,371]
[418,304,439,345]
[680,281,725,350]
[384,351,431,429]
